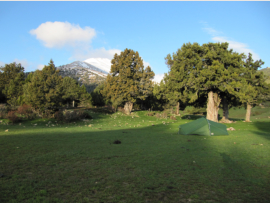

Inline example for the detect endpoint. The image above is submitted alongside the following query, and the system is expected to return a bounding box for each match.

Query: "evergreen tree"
[164,42,245,122]
[62,77,80,107]
[101,48,155,114]
[90,82,106,107]
[3,72,25,106]
[0,62,25,103]
[78,84,91,107]
[23,60,63,111]
[231,53,268,122]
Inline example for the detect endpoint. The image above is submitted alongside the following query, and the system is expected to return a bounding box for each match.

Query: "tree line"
[0,60,90,112]
[1,42,269,122]
[97,44,269,122]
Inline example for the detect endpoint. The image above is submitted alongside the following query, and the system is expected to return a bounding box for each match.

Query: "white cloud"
[30,21,96,48]
[212,37,260,61]
[71,47,121,61]
[14,59,30,69]
[153,73,164,83]
[143,61,150,68]
[0,61,5,67]
[202,22,261,61]
[37,64,45,70]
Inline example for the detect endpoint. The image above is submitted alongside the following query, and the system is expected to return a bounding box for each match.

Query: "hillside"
[57,59,111,92]
[259,67,270,83]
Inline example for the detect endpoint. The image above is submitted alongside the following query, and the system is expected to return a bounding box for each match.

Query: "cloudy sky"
[0,1,269,82]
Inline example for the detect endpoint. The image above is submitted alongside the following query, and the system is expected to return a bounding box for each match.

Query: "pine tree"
[62,77,80,107]
[3,72,25,106]
[231,53,268,122]
[23,60,63,111]
[0,62,25,103]
[101,48,155,114]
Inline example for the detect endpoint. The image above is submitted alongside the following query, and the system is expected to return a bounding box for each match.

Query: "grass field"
[1,106,270,203]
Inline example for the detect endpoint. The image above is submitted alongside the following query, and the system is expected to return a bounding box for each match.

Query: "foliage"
[0,62,25,104]
[258,67,270,84]
[161,42,249,121]
[90,82,106,106]
[23,60,63,111]
[17,104,36,120]
[78,84,91,107]
[101,48,155,114]
[186,107,206,115]
[0,104,8,119]
[54,110,92,122]
[7,111,21,123]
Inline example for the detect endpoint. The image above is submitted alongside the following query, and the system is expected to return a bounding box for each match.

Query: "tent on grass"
[178,117,228,136]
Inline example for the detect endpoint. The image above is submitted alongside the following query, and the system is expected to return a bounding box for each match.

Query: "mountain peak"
[84,58,111,73]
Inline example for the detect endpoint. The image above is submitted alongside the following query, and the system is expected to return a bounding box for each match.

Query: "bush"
[147,112,155,116]
[42,110,54,119]
[0,104,8,119]
[7,111,21,123]
[117,107,125,114]
[55,110,92,122]
[17,104,36,120]
[54,111,65,121]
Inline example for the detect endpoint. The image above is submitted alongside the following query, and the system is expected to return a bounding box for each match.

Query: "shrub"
[42,110,54,119]
[55,110,92,122]
[17,104,36,120]
[54,111,65,121]
[117,107,125,114]
[147,112,155,116]
[78,110,92,119]
[7,111,21,123]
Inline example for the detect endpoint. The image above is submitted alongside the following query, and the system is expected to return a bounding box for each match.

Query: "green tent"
[178,117,228,136]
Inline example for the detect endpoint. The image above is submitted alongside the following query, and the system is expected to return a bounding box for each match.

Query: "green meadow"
[1,107,270,203]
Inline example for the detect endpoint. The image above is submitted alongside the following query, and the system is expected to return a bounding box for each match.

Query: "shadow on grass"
[251,121,270,140]
[1,122,270,202]
[181,115,205,120]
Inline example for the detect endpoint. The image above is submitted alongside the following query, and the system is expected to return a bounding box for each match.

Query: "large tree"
[101,48,155,115]
[23,60,63,111]
[231,53,268,122]
[164,42,245,122]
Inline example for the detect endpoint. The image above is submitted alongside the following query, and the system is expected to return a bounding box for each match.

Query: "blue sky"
[0,1,269,82]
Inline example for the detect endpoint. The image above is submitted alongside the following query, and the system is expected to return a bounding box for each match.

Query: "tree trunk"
[124,101,133,115]
[176,102,180,115]
[220,97,231,123]
[245,103,252,122]
[73,100,75,108]
[207,91,221,122]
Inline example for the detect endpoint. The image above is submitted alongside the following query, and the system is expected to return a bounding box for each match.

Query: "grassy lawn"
[1,107,270,203]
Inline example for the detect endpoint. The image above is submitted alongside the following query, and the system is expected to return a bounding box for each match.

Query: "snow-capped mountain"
[57,60,110,78]
[56,58,112,92]
[84,58,111,74]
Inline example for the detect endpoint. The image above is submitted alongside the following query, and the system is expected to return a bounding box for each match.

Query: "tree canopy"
[23,60,63,110]
[101,48,155,114]
[0,62,25,104]
[161,42,248,122]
